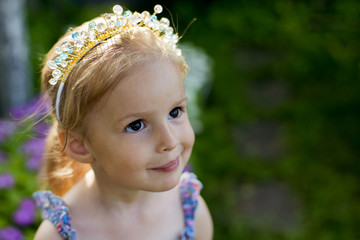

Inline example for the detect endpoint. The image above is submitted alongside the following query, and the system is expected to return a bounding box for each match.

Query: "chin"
[150,166,184,192]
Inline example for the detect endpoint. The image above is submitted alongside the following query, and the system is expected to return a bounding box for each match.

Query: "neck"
[84,170,164,214]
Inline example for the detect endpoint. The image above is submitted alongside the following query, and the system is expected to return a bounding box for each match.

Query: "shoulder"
[34,220,64,240]
[194,195,213,240]
[33,190,77,239]
[179,173,213,239]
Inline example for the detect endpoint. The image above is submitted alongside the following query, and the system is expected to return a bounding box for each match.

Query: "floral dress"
[33,172,202,240]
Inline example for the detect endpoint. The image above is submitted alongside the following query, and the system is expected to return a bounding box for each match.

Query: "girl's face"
[84,58,195,193]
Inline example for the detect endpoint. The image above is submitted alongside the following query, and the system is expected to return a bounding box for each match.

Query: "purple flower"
[0,173,15,189]
[10,95,50,120]
[12,198,36,226]
[0,226,23,240]
[33,121,50,138]
[22,138,46,171]
[26,154,42,171]
[22,138,45,156]
[0,121,17,142]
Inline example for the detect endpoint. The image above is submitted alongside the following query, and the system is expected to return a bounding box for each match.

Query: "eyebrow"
[117,97,188,122]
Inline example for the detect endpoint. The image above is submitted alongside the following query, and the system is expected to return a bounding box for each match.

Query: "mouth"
[151,157,180,172]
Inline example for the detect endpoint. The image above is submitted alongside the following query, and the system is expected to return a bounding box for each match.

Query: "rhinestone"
[61,42,70,52]
[74,40,84,48]
[72,32,79,40]
[55,57,62,64]
[68,46,74,54]
[97,22,106,33]
[160,26,166,33]
[60,53,68,61]
[160,17,170,27]
[141,11,150,18]
[89,33,97,41]
[163,34,171,42]
[54,47,62,55]
[108,20,116,28]
[60,61,68,68]
[154,4,163,14]
[88,29,96,36]
[129,12,142,24]
[80,31,88,39]
[116,19,126,28]
[89,21,96,29]
[151,21,160,30]
[103,13,111,20]
[113,5,123,15]
[150,15,157,22]
[123,10,132,18]
[166,27,173,35]
[143,17,151,25]
[47,60,57,70]
[171,34,179,43]
[49,78,58,85]
[175,48,182,56]
[52,69,62,79]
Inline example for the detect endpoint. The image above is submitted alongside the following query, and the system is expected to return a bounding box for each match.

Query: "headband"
[46,4,181,120]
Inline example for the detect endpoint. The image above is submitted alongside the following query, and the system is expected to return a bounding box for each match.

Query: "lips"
[151,157,180,172]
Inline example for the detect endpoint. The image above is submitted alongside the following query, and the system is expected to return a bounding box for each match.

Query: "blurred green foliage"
[176,0,360,239]
[10,0,360,239]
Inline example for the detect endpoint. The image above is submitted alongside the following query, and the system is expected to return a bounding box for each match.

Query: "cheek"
[182,120,195,150]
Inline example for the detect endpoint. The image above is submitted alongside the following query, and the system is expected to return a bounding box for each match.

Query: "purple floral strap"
[178,172,203,240]
[33,191,77,240]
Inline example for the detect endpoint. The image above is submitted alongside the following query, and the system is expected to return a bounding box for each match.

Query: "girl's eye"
[168,107,182,119]
[125,120,145,133]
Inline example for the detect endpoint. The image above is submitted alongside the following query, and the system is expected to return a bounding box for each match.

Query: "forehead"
[93,59,185,120]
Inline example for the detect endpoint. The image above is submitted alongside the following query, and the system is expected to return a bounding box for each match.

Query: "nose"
[156,122,179,153]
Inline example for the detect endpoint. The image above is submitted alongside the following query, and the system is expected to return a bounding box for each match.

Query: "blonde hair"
[40,17,187,196]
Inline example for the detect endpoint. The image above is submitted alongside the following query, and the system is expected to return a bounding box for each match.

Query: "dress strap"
[178,172,203,240]
[33,191,77,240]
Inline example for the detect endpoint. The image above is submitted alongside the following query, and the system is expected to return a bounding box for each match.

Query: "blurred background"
[1,0,360,239]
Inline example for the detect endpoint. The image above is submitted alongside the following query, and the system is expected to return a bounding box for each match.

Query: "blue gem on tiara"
[55,57,62,65]
[150,15,157,22]
[72,32,80,40]
[123,10,132,18]
[116,19,125,28]
[60,53,68,61]
[89,21,96,29]
[68,46,74,54]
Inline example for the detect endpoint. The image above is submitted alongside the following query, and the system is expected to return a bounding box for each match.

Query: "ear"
[59,131,94,164]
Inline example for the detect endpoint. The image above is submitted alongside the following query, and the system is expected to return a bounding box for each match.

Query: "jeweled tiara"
[46,4,181,120]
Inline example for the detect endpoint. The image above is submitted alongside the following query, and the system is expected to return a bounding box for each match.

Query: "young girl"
[32,3,213,240]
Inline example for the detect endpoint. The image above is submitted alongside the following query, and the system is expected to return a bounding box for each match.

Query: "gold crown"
[47,4,181,86]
